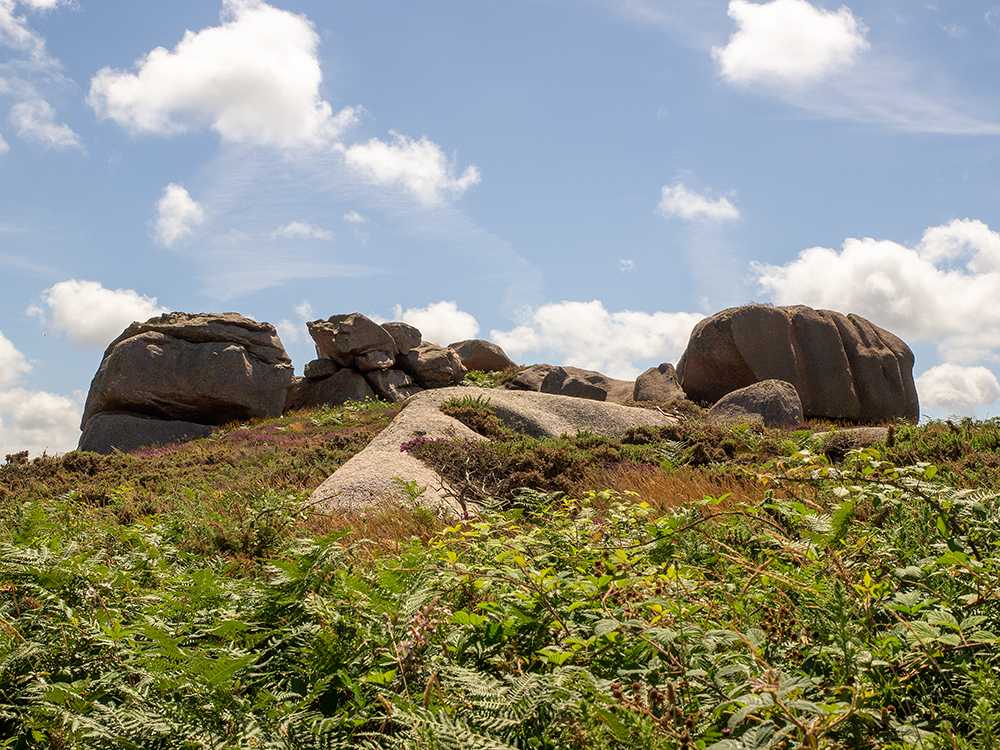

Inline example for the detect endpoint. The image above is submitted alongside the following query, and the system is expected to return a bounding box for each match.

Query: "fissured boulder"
[708,379,803,430]
[633,363,686,403]
[307,313,398,371]
[448,339,516,372]
[676,305,919,423]
[80,312,294,430]
[399,342,467,388]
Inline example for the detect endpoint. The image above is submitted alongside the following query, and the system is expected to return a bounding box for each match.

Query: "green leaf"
[451,610,488,626]
[593,619,620,638]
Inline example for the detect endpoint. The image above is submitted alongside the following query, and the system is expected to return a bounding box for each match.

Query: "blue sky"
[2,0,1000,455]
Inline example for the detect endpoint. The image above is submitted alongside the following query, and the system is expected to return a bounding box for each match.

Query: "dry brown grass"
[581,465,794,513]
[299,495,446,557]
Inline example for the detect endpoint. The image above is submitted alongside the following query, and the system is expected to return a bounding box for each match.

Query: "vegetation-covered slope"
[3,391,1000,749]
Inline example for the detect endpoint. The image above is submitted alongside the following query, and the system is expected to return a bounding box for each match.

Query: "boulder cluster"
[74,303,920,454]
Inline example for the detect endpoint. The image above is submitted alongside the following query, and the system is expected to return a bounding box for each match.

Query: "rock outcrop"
[310,387,678,512]
[539,366,633,403]
[677,305,919,422]
[79,313,295,453]
[285,370,375,412]
[708,379,804,430]
[399,342,467,388]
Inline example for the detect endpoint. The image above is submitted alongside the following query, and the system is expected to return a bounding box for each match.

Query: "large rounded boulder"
[676,305,919,423]
[80,313,295,448]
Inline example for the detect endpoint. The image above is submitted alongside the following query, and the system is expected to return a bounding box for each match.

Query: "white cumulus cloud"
[272,221,333,240]
[343,210,368,223]
[87,0,358,147]
[713,0,869,87]
[916,364,1000,416]
[27,279,169,349]
[657,183,740,222]
[154,183,206,247]
[0,329,31,388]
[752,219,1000,365]
[0,387,83,458]
[0,328,82,457]
[275,300,315,345]
[344,132,481,206]
[387,301,480,345]
[490,300,704,379]
[8,98,83,150]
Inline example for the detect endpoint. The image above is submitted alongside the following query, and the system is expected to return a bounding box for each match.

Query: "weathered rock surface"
[382,322,422,355]
[708,380,804,429]
[310,387,678,512]
[285,370,375,411]
[365,368,423,403]
[307,313,397,370]
[819,427,889,461]
[540,366,633,403]
[303,358,340,380]
[677,305,919,422]
[81,312,294,433]
[399,342,467,388]
[448,339,517,372]
[633,363,686,403]
[79,414,213,455]
[504,364,555,392]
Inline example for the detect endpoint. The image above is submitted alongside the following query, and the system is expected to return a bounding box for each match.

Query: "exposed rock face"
[448,339,517,372]
[365,368,423,403]
[539,366,633,403]
[504,364,555,392]
[307,313,398,370]
[285,370,376,412]
[382,322,422,355]
[81,313,294,438]
[79,414,213,455]
[708,380,804,430]
[677,305,919,422]
[310,386,679,512]
[399,342,467,388]
[633,363,685,403]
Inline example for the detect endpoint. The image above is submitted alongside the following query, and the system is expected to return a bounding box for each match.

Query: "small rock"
[448,339,516,372]
[633,363,685,402]
[708,379,803,429]
[303,358,340,380]
[399,342,467,388]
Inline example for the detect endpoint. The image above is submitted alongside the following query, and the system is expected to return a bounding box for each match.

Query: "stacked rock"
[287,313,472,408]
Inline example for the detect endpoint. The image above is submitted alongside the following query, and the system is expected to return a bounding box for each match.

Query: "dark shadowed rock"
[79,413,213,455]
[633,363,686,402]
[708,380,803,429]
[307,313,398,370]
[81,312,294,430]
[303,358,340,380]
[504,364,554,391]
[399,342,467,387]
[285,370,376,411]
[677,305,919,422]
[448,339,517,372]
[365,368,424,403]
[381,322,422,355]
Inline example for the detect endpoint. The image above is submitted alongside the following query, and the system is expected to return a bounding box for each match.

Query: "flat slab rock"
[310,386,678,513]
